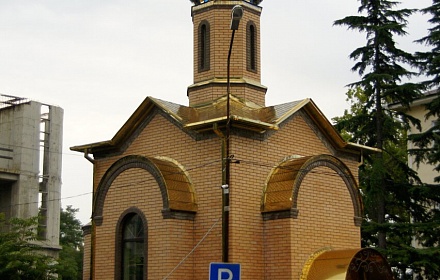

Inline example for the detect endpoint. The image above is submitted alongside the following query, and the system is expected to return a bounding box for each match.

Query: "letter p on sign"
[209,263,241,280]
[218,268,233,280]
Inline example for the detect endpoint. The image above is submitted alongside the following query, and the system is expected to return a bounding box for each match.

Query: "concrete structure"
[73,1,393,279]
[0,94,63,257]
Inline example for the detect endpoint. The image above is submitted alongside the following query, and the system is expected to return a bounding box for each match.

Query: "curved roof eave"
[296,99,379,155]
[70,97,185,154]
[70,96,378,156]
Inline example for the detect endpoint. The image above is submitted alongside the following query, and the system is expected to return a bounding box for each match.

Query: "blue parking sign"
[209,263,241,280]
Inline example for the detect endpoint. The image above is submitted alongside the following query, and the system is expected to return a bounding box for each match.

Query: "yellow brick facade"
[76,1,366,279]
[80,109,362,279]
[188,2,267,107]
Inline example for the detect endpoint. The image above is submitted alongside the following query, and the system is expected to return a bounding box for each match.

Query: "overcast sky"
[0,0,432,224]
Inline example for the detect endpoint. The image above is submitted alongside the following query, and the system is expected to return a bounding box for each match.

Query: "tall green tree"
[333,88,440,278]
[406,2,440,278]
[334,0,421,250]
[56,206,84,280]
[331,0,440,278]
[413,0,440,178]
[0,214,57,280]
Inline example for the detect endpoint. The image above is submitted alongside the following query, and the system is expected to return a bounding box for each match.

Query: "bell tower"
[188,0,267,107]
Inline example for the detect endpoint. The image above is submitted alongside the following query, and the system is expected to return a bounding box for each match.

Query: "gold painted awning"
[301,248,394,280]
[261,156,311,213]
[261,154,363,225]
[150,157,197,212]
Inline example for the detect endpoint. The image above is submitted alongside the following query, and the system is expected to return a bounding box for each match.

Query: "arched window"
[199,20,210,71]
[122,213,145,280]
[247,22,257,72]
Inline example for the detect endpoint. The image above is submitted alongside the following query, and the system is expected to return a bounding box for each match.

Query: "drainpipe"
[84,148,95,164]
[83,148,94,279]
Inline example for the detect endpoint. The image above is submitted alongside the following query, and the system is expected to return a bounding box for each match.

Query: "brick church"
[71,1,394,279]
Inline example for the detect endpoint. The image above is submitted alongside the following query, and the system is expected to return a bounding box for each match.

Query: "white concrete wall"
[0,100,63,255]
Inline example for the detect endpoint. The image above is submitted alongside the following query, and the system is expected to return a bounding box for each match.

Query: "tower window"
[199,20,210,72]
[247,22,257,72]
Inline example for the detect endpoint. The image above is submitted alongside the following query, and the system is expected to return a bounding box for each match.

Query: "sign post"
[209,263,241,280]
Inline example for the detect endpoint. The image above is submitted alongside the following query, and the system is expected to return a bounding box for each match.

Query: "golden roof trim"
[300,248,394,280]
[187,77,267,90]
[70,96,376,157]
[150,156,198,213]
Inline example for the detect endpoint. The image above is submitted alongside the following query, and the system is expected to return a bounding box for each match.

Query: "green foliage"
[59,206,83,249]
[0,213,57,280]
[412,0,440,182]
[404,3,440,277]
[334,0,427,276]
[56,206,83,280]
[333,87,440,278]
[334,0,421,111]
[415,0,440,89]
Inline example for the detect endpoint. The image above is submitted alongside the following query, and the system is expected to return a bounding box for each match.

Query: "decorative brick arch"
[261,154,363,226]
[93,155,196,225]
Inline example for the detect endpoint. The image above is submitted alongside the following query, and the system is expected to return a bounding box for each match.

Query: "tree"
[331,1,440,277]
[334,0,421,250]
[0,214,57,280]
[56,206,84,280]
[412,0,440,180]
[333,87,440,278]
[405,1,440,278]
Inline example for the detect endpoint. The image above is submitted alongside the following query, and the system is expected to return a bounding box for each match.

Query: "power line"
[0,154,355,212]
[0,192,92,212]
[162,216,221,280]
[235,158,353,178]
[0,142,85,158]
[0,158,222,211]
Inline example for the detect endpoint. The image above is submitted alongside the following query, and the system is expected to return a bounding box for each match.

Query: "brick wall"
[188,2,266,106]
[91,115,224,279]
[226,115,360,279]
[88,111,361,279]
[85,1,362,278]
[82,227,91,280]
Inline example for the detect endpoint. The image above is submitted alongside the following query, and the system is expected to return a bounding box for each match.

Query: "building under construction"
[0,94,63,257]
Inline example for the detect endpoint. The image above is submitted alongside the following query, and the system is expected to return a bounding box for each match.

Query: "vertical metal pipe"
[223,28,236,263]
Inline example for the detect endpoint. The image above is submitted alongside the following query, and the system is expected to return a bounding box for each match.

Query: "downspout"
[84,148,95,280]
[84,148,95,164]
[213,123,226,184]
[358,148,364,167]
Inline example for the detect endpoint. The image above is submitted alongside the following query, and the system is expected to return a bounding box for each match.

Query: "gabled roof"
[70,95,377,155]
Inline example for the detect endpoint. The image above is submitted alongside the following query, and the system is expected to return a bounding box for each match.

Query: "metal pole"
[222,4,242,264]
[222,28,236,263]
